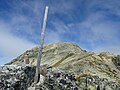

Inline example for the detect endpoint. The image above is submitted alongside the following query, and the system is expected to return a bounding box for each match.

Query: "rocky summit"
[1,42,120,90]
[0,65,36,90]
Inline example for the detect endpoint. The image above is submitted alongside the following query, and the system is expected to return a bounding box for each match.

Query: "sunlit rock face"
[3,42,120,89]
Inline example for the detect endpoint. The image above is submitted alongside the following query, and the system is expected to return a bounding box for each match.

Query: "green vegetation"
[52,53,75,67]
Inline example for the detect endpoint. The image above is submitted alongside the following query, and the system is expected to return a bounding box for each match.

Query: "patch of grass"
[52,53,75,67]
[76,53,93,61]
[67,53,94,64]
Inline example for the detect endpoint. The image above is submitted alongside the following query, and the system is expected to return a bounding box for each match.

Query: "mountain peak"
[5,42,120,88]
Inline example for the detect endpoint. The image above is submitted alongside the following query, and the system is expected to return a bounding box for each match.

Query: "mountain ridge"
[5,42,120,89]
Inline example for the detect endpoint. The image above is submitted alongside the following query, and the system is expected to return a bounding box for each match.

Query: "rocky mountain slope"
[4,42,120,89]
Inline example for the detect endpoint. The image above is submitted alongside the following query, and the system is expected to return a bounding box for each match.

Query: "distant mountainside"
[6,42,120,89]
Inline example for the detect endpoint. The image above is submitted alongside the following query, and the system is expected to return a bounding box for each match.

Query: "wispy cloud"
[93,45,120,55]
[45,30,61,43]
[72,0,120,54]
[0,21,36,65]
[0,0,120,65]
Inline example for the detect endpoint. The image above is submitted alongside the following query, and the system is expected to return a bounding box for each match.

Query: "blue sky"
[0,0,120,65]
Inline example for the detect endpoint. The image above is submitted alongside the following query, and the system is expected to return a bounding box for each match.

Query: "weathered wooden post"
[35,6,49,83]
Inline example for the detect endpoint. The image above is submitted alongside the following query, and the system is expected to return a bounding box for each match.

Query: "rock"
[0,64,120,90]
[112,55,120,70]
[34,67,79,90]
[0,65,36,90]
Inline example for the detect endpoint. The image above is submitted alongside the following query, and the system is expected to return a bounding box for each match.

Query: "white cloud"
[81,12,120,40]
[86,0,120,16]
[50,20,69,34]
[93,45,120,55]
[1,0,120,66]
[45,30,61,43]
[67,9,120,54]
[0,21,36,65]
[50,0,75,14]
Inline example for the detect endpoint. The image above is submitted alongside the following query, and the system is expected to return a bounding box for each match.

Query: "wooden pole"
[35,6,49,83]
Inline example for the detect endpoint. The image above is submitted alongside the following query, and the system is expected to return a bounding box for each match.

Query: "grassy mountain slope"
[6,42,120,85]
